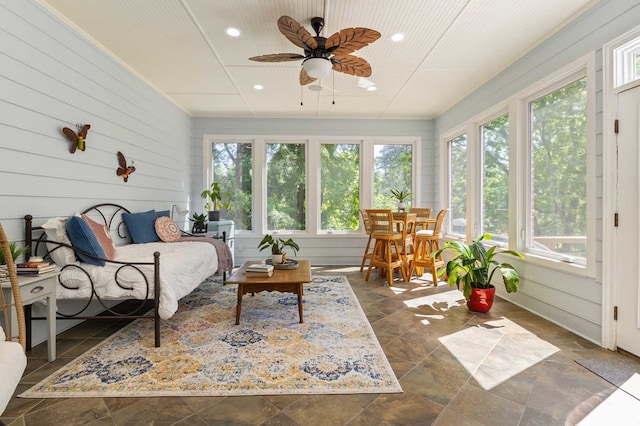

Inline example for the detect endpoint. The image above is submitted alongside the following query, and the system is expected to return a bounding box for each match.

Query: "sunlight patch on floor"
[577,374,640,424]
[402,288,465,310]
[437,316,560,390]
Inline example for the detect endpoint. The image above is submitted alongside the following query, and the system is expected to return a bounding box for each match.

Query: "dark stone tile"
[283,394,365,425]
[197,396,280,425]
[447,383,525,426]
[261,412,300,425]
[23,398,109,426]
[109,397,197,426]
[348,392,442,425]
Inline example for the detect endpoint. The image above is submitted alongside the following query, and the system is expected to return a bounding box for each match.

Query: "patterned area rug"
[21,276,401,397]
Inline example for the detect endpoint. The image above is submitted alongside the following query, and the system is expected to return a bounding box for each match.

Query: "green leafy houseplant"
[390,189,412,203]
[0,242,28,265]
[191,213,206,223]
[200,182,231,212]
[189,212,207,233]
[258,235,300,256]
[433,234,524,299]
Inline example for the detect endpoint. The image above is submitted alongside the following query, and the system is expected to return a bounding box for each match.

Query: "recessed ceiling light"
[253,84,263,90]
[391,33,405,42]
[225,27,241,37]
[367,86,377,91]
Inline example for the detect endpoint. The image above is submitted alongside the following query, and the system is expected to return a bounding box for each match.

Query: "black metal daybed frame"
[24,203,225,348]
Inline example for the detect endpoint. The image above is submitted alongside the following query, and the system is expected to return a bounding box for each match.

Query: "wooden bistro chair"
[359,209,374,272]
[409,207,432,231]
[408,209,449,285]
[365,209,414,286]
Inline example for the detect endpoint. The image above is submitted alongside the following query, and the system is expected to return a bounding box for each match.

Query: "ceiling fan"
[249,16,381,86]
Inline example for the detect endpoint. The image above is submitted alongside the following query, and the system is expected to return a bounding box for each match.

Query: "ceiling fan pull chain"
[300,85,303,106]
[332,70,335,105]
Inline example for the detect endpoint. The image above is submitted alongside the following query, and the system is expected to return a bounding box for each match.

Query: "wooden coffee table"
[225,260,311,324]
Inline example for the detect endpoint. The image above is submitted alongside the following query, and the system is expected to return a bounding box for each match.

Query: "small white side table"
[1,271,57,361]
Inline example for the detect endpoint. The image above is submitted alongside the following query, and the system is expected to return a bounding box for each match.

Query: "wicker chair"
[359,208,374,272]
[409,207,432,231]
[365,209,414,285]
[0,223,27,415]
[408,209,448,285]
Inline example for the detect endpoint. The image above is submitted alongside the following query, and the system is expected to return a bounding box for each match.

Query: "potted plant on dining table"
[390,188,412,212]
[433,233,524,313]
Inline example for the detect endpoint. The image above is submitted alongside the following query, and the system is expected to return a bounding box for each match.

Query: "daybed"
[24,203,233,347]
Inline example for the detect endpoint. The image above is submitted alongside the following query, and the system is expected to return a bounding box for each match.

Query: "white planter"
[397,202,406,212]
[271,254,284,264]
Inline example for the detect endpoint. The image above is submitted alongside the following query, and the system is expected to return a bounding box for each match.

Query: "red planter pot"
[467,285,495,313]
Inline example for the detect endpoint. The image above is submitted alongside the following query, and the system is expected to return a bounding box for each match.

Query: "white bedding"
[56,241,218,319]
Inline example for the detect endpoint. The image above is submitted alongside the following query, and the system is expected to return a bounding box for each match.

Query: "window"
[448,134,467,236]
[211,141,253,230]
[614,36,640,87]
[481,114,510,242]
[440,55,593,273]
[204,135,420,236]
[373,143,413,210]
[320,143,360,231]
[527,76,587,262]
[266,141,306,231]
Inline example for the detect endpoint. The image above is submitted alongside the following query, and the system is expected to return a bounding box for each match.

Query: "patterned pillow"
[155,216,181,242]
[65,216,106,266]
[82,214,116,260]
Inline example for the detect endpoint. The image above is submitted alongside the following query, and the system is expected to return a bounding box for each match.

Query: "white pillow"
[41,217,79,266]
[0,324,5,341]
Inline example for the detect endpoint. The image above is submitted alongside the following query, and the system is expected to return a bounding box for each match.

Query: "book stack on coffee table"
[245,264,274,277]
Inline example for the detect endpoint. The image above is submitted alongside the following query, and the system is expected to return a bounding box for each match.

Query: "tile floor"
[2,266,638,425]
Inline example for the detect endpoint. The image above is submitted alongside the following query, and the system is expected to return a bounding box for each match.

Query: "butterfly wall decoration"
[62,124,90,153]
[116,151,136,182]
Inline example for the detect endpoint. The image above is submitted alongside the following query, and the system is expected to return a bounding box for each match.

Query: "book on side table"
[16,258,56,275]
[245,264,274,277]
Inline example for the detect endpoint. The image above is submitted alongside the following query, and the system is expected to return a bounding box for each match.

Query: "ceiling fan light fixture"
[303,58,332,78]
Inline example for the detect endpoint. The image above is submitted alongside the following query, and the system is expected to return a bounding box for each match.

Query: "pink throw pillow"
[81,214,116,260]
[155,216,181,242]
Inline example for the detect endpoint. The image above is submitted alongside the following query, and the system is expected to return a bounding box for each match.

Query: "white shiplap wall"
[0,0,193,246]
[435,0,640,344]
[0,1,193,344]
[191,117,436,266]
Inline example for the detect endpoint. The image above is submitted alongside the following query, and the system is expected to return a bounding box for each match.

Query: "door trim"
[602,25,640,351]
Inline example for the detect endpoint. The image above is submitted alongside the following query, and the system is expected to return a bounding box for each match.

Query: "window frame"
[439,53,595,277]
[517,56,595,276]
[203,135,420,238]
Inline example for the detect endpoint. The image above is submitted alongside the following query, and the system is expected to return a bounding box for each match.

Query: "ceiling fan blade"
[332,55,372,77]
[278,16,318,50]
[325,28,381,56]
[299,68,317,85]
[249,53,306,62]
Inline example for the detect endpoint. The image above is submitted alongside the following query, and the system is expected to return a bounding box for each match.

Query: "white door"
[615,83,640,356]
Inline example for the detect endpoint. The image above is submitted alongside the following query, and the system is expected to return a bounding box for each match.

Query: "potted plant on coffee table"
[390,188,412,212]
[201,182,231,221]
[258,234,300,264]
[433,233,524,313]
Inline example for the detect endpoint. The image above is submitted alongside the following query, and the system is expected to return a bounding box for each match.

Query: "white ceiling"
[39,0,596,119]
